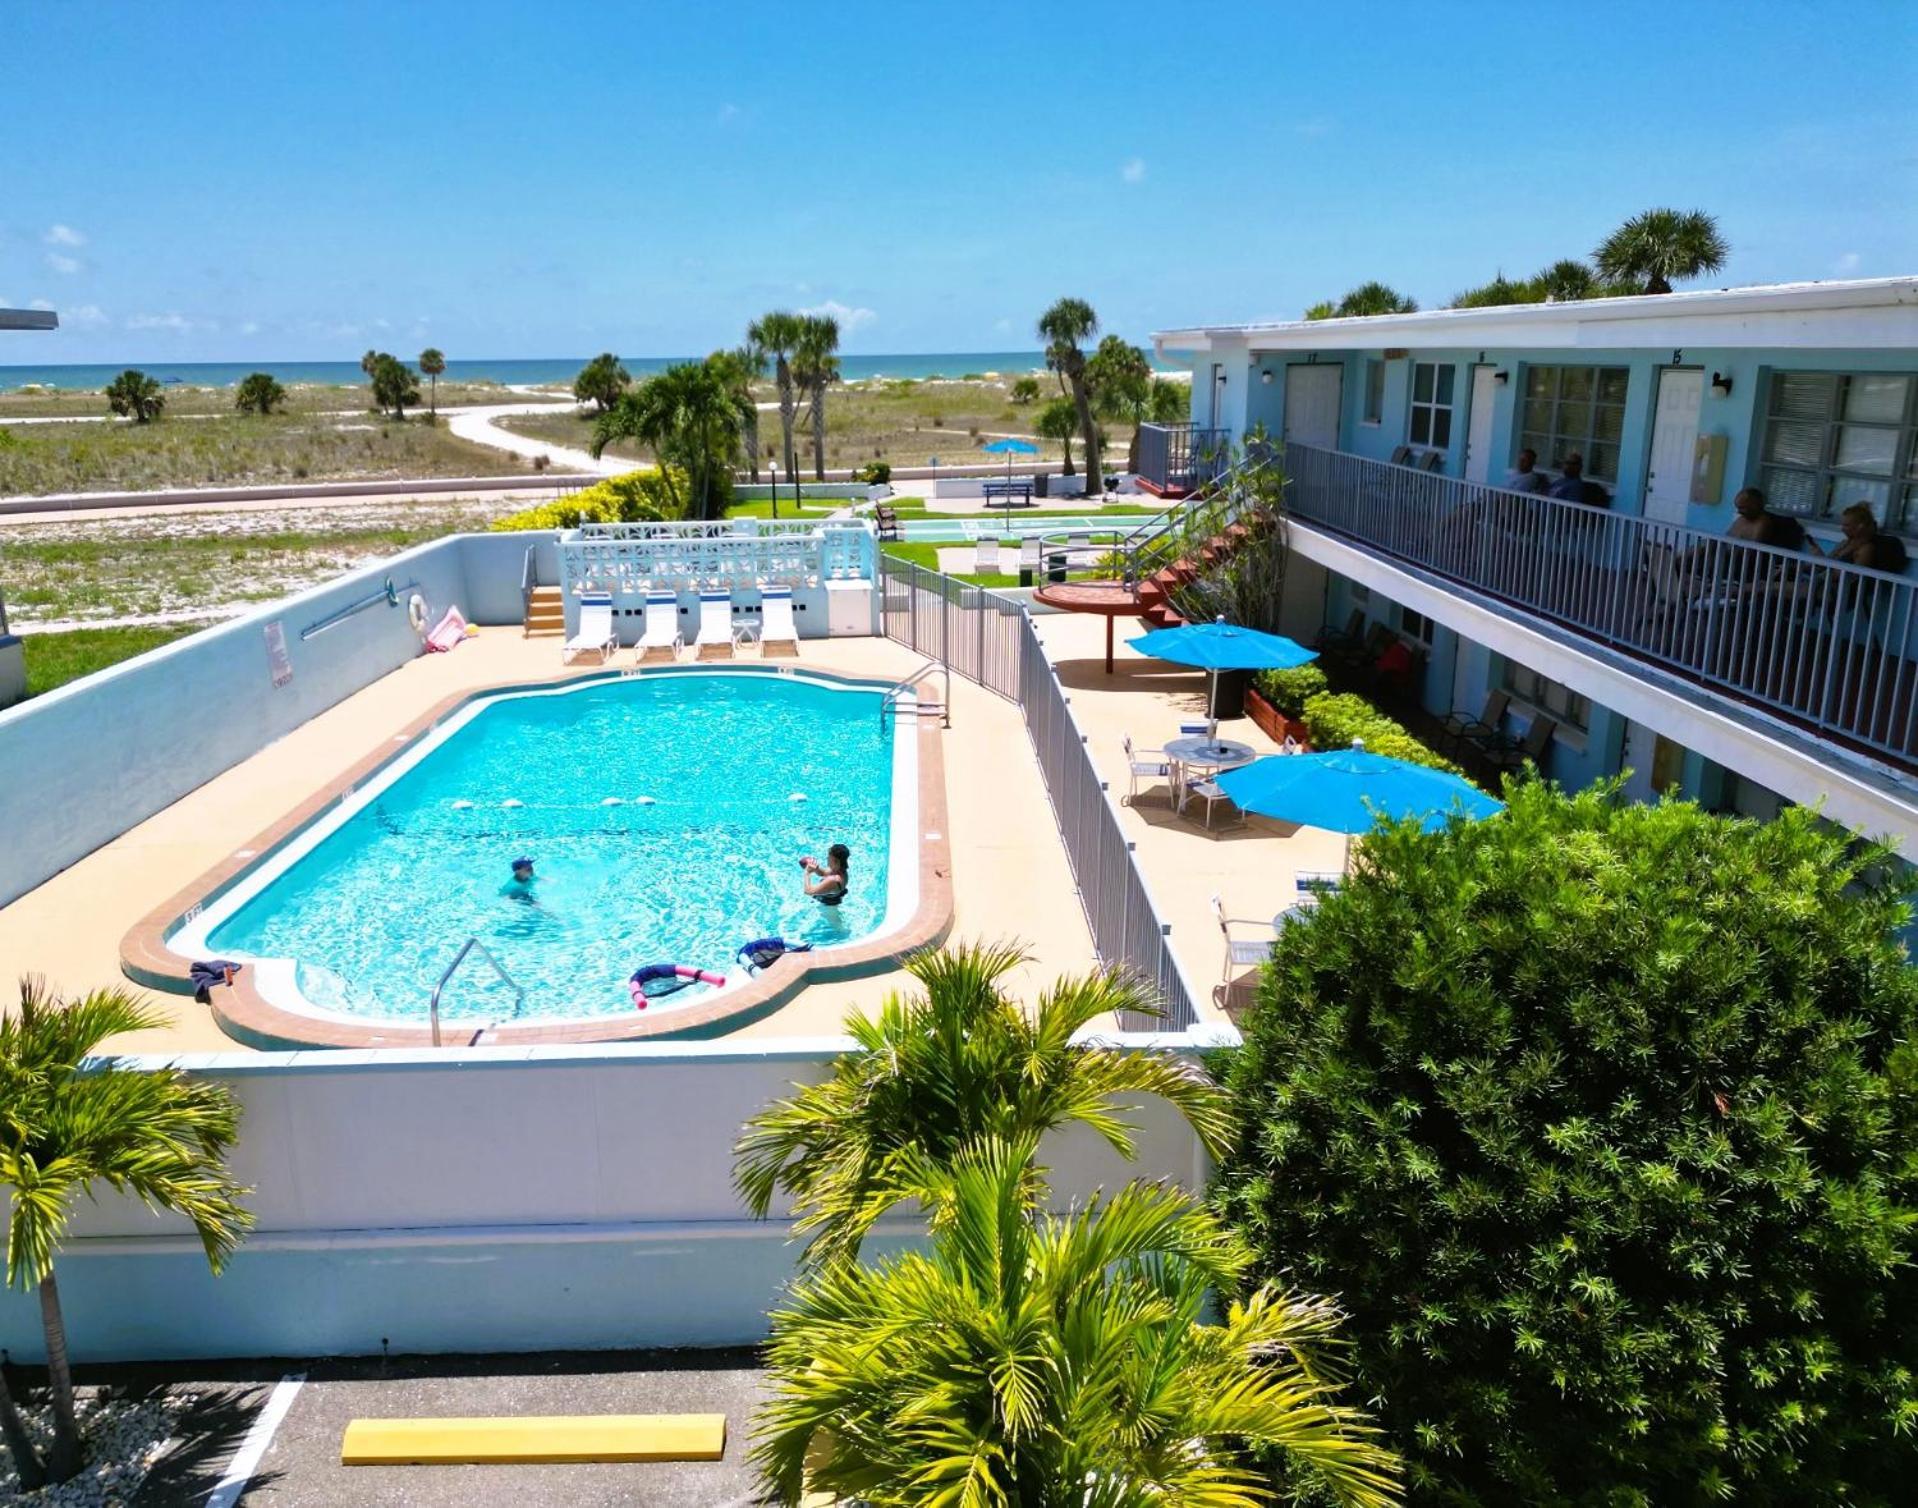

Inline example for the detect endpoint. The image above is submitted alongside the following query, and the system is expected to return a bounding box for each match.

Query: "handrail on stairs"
[521,545,539,635]
[429,935,526,1046]
[1116,443,1281,593]
[881,657,951,729]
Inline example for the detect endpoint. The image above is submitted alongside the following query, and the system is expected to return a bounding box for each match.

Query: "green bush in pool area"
[1301,690,1461,774]
[1254,663,1329,717]
[491,467,688,530]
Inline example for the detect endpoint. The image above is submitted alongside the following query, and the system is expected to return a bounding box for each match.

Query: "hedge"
[1301,690,1461,774]
[490,467,686,531]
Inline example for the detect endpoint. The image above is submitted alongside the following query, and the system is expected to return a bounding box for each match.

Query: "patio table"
[1160,735,1257,770]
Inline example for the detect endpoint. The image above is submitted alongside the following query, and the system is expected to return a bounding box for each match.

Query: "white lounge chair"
[562,593,616,664]
[759,585,799,657]
[1018,537,1042,579]
[634,591,683,663]
[1212,894,1275,998]
[693,590,742,660]
[1122,735,1171,805]
[973,536,1002,575]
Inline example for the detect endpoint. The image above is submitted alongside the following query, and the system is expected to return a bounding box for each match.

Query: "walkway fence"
[877,555,1201,1032]
[1287,442,1918,766]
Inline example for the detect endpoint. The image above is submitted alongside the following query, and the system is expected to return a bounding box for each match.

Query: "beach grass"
[0,497,501,622]
[0,381,565,420]
[0,413,545,496]
[18,621,207,696]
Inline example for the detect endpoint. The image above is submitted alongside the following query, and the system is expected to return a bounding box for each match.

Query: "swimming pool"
[893,513,1153,543]
[170,670,913,1031]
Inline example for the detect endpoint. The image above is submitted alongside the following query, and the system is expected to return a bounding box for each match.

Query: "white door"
[1644,369,1703,526]
[1283,365,1342,451]
[1464,365,1500,484]
[1621,720,1684,804]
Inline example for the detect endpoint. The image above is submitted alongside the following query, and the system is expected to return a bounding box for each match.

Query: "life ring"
[406,593,429,634]
[628,962,726,1011]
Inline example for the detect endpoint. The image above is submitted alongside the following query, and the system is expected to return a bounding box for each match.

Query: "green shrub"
[855,460,891,484]
[490,467,687,531]
[1255,663,1329,717]
[1301,690,1460,773]
[1212,784,1918,1505]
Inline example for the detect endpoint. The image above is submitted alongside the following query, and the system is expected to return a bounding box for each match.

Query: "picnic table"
[983,478,1035,510]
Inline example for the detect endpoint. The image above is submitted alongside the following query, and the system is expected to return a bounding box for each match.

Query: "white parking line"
[206,1371,306,1508]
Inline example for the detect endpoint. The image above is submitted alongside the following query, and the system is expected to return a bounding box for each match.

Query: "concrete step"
[341,1413,727,1466]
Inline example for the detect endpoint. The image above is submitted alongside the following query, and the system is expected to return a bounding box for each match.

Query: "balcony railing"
[558,518,874,598]
[1137,423,1232,494]
[1284,442,1918,767]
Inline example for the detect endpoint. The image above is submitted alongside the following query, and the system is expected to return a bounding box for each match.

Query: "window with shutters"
[1758,370,1918,532]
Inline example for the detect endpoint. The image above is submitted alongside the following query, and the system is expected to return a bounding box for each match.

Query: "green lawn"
[880,540,1111,589]
[725,498,843,520]
[19,621,206,696]
[0,381,564,420]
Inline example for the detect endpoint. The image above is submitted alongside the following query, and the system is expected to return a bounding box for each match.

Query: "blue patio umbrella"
[1127,615,1317,754]
[981,435,1040,478]
[1215,743,1504,845]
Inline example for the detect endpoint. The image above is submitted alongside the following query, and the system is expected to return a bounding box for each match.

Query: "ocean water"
[204,673,893,1024]
[0,352,1062,391]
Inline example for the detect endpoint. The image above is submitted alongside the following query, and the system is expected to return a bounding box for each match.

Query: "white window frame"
[1499,659,1591,733]
[1517,363,1630,485]
[1361,358,1385,426]
[1757,369,1918,534]
[1407,361,1455,451]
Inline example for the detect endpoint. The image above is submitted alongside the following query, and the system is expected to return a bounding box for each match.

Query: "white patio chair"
[759,584,800,657]
[1122,734,1171,804]
[1183,777,1242,833]
[1212,894,1274,995]
[1019,537,1043,577]
[634,591,682,663]
[562,593,616,664]
[973,536,1003,575]
[693,590,744,660]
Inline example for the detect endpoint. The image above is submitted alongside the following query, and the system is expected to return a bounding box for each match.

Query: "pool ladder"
[881,659,950,729]
[429,936,526,1046]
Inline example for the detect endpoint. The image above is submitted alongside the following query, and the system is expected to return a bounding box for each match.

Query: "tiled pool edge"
[120,665,953,1048]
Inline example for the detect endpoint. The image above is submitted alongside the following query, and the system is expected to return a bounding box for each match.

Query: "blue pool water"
[203,673,895,1023]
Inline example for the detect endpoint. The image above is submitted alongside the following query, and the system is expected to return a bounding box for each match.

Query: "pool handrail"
[430,935,526,1046]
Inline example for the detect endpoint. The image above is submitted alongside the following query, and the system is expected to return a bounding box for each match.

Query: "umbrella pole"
[1207,669,1221,752]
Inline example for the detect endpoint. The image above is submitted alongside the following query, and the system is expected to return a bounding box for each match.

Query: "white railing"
[1286,443,1918,766]
[559,519,875,598]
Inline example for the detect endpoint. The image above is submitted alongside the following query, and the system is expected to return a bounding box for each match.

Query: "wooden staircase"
[1133,517,1260,628]
[523,584,565,638]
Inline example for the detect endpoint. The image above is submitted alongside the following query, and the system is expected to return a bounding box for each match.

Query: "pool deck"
[0,630,1095,1057]
[4,610,1333,1057]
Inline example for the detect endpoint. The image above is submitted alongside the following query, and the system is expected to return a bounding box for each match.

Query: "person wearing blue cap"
[501,856,537,899]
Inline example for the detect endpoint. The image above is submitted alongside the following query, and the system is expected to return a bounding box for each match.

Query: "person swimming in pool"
[799,843,850,907]
[500,856,538,900]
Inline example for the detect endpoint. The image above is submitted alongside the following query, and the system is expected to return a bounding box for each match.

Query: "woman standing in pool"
[799,843,850,906]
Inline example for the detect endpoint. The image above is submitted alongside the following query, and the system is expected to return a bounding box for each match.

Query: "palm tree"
[103,369,165,423]
[752,1137,1402,1508]
[1593,208,1728,295]
[419,347,445,416]
[591,360,745,520]
[1087,334,1155,472]
[792,314,841,481]
[1450,273,1538,309]
[734,941,1231,1269]
[747,311,806,484]
[708,343,766,482]
[1035,397,1078,476]
[0,979,252,1486]
[369,354,420,418]
[1532,258,1600,302]
[360,349,378,377]
[1335,282,1419,317]
[1303,299,1339,321]
[1038,298,1102,495]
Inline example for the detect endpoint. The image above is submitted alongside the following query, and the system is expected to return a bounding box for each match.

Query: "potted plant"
[1250,664,1327,746]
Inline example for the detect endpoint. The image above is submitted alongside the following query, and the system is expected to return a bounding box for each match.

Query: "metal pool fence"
[878,556,1202,1031]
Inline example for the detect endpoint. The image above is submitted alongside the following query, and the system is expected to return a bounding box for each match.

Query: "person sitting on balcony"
[1829,502,1908,574]
[1548,453,1610,508]
[1726,486,1810,552]
[1505,448,1551,495]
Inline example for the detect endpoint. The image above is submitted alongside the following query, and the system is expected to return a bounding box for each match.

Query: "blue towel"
[189,959,242,1005]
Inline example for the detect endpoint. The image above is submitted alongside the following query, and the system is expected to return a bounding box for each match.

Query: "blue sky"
[6,0,1914,361]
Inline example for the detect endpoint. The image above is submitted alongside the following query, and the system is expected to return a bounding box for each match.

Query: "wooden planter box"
[1246,687,1310,748]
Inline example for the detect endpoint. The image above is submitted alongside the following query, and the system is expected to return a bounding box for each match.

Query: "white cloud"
[800,298,877,333]
[44,224,85,247]
[1835,251,1862,274]
[993,317,1013,333]
[45,252,82,275]
[64,303,108,328]
[1121,157,1146,184]
[28,299,55,311]
[1295,116,1334,138]
[239,319,260,336]
[126,311,196,333]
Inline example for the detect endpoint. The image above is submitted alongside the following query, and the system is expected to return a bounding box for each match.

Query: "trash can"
[1047,550,1068,585]
[1033,471,1049,499]
[1208,669,1251,721]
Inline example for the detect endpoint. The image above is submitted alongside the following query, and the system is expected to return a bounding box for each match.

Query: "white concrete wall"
[0,1035,1213,1361]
